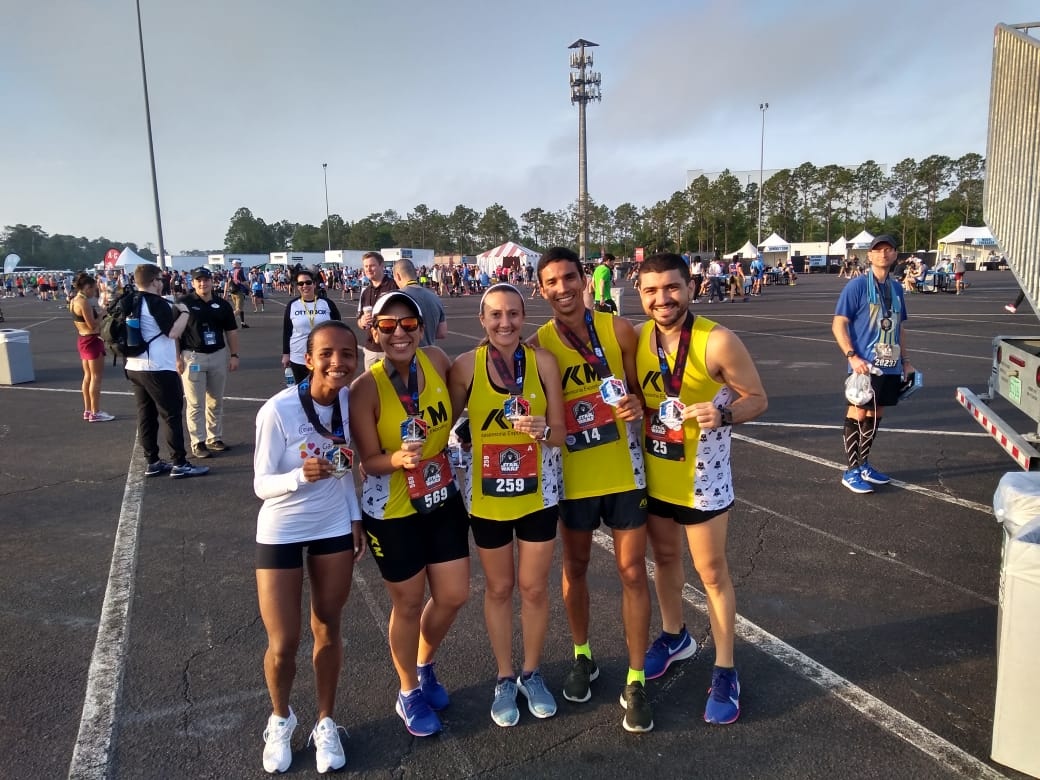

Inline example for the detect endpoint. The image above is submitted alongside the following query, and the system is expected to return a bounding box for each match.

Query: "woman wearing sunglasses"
[281,269,342,384]
[447,283,566,727]
[349,291,469,738]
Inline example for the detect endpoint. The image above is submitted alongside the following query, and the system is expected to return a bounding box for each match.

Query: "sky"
[3,0,1037,252]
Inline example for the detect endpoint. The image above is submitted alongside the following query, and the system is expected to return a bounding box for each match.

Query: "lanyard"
[655,311,694,398]
[872,273,893,320]
[386,356,420,416]
[296,381,345,444]
[489,344,526,395]
[555,309,611,380]
[301,297,318,329]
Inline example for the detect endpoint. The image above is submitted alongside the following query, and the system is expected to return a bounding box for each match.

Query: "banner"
[3,254,20,274]
[634,247,644,263]
[103,248,120,269]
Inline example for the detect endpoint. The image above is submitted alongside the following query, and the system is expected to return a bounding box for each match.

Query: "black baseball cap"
[870,234,899,250]
[192,267,213,279]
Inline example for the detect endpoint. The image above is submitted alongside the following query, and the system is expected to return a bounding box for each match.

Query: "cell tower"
[569,39,601,262]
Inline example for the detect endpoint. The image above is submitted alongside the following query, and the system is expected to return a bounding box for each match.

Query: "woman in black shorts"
[349,291,469,738]
[253,321,363,774]
[448,283,565,727]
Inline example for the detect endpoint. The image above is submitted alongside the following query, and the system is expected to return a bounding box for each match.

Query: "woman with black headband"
[253,320,363,774]
[349,290,469,738]
[448,282,566,727]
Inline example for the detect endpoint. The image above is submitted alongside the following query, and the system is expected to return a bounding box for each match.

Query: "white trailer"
[958,22,1040,469]
[324,250,370,271]
[380,247,435,270]
[269,252,326,268]
[207,253,269,269]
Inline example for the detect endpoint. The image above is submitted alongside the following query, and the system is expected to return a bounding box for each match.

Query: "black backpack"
[100,290,157,364]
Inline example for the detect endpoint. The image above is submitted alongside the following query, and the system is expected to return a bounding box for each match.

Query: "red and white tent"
[475,241,540,273]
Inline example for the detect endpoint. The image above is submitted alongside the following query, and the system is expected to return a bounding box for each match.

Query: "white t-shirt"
[253,385,362,544]
[124,293,179,372]
[283,297,339,364]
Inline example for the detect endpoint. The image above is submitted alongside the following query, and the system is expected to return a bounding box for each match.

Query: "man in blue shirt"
[831,235,916,494]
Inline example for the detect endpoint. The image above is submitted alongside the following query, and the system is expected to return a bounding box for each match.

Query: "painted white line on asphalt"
[735,497,996,605]
[732,432,993,515]
[592,531,1008,780]
[742,420,989,437]
[0,385,269,404]
[22,317,62,328]
[68,440,146,780]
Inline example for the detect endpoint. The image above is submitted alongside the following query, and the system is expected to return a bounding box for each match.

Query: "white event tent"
[937,225,999,265]
[757,232,790,265]
[726,240,759,260]
[114,247,156,271]
[846,230,874,265]
[475,241,540,274]
[829,236,848,257]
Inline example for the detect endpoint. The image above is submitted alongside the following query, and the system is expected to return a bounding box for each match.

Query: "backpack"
[100,290,158,364]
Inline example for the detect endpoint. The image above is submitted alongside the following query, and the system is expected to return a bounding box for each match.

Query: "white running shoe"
[309,716,347,773]
[262,708,297,773]
[89,411,115,422]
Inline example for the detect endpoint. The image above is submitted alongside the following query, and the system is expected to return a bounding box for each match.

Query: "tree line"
[2,152,984,270]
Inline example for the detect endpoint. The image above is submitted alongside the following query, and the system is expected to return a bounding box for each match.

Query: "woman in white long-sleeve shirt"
[253,320,363,774]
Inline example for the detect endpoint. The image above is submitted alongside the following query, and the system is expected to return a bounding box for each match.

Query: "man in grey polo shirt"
[392,258,447,346]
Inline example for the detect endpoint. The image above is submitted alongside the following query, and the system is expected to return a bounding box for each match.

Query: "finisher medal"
[504,395,531,421]
[659,398,686,431]
[401,416,428,443]
[599,376,626,407]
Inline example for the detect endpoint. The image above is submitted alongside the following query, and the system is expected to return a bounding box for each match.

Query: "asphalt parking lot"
[0,270,1035,779]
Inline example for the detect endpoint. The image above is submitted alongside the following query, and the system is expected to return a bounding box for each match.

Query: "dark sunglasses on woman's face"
[297,280,314,286]
[374,316,421,334]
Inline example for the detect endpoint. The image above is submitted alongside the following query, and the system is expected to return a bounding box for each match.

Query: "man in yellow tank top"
[634,253,767,726]
[528,247,654,733]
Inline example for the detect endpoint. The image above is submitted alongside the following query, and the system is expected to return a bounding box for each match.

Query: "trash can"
[0,328,34,385]
[609,287,625,315]
[991,516,1040,777]
[993,471,1040,555]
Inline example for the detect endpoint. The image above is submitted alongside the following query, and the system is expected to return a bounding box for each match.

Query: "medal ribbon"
[488,344,526,395]
[297,380,345,444]
[655,311,694,399]
[555,309,611,380]
[386,356,420,415]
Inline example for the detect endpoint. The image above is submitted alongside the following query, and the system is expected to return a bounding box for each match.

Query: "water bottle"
[284,367,295,387]
[126,315,142,348]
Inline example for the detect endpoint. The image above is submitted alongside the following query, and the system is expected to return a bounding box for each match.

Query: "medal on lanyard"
[296,381,352,476]
[490,345,530,422]
[656,312,694,431]
[388,356,427,442]
[557,309,626,406]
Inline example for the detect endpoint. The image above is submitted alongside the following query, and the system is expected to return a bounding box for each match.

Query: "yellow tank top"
[366,349,456,518]
[636,317,734,510]
[468,344,555,519]
[535,310,643,499]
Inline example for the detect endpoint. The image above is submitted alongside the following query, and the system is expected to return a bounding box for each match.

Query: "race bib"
[404,451,458,514]
[563,392,620,452]
[480,442,538,497]
[644,412,685,462]
[873,343,901,368]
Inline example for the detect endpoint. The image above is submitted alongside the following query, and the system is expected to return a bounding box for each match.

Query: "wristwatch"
[845,349,856,358]
[540,425,552,441]
[230,353,239,358]
[718,407,733,427]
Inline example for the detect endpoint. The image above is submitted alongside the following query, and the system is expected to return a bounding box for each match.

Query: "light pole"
[135,0,167,269]
[758,102,768,246]
[322,162,331,251]
[569,39,601,262]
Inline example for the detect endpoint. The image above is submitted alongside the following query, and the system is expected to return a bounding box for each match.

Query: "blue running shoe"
[860,462,891,485]
[491,679,520,727]
[417,662,450,711]
[517,670,557,718]
[395,689,441,737]
[841,468,873,494]
[704,667,741,725]
[644,626,697,680]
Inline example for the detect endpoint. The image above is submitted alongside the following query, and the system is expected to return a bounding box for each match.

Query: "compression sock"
[574,642,592,660]
[627,668,646,686]
[843,418,861,469]
[859,416,879,464]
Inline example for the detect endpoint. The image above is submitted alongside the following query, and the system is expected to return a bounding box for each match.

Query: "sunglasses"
[374,316,421,334]
[296,280,314,286]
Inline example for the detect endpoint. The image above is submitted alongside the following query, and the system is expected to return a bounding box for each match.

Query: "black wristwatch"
[845,349,856,359]
[230,353,239,358]
[718,407,733,427]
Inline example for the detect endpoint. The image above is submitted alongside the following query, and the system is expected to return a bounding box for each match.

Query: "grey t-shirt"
[399,283,446,347]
